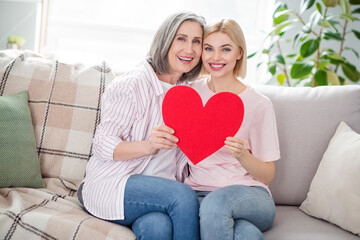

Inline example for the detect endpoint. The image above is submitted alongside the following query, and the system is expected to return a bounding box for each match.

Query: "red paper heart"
[162,85,244,165]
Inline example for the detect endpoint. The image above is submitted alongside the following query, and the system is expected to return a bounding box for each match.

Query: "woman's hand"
[147,125,179,155]
[224,137,248,160]
[225,136,275,185]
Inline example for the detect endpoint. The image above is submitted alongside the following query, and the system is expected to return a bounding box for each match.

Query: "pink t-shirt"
[184,79,280,193]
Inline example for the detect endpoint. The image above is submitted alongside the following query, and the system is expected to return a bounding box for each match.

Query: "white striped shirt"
[82,60,188,220]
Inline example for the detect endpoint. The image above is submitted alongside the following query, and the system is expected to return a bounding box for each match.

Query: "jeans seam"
[224,190,274,235]
[124,200,168,213]
[226,189,274,215]
[133,218,144,240]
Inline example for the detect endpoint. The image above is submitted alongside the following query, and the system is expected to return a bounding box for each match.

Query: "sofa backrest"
[2,50,360,205]
[0,50,115,186]
[256,85,360,206]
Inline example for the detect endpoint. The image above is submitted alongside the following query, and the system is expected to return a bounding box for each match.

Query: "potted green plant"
[7,34,26,50]
[250,0,360,87]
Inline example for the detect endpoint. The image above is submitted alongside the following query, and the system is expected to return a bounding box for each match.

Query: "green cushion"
[0,91,44,188]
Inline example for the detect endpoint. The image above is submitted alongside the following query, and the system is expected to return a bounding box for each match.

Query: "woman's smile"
[209,63,226,71]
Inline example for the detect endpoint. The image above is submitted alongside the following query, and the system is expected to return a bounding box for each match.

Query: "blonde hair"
[201,19,247,79]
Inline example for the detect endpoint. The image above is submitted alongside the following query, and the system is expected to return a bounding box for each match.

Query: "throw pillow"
[300,121,360,236]
[0,91,44,188]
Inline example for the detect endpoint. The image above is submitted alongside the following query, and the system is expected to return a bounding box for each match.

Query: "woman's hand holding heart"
[147,125,179,155]
[224,137,248,161]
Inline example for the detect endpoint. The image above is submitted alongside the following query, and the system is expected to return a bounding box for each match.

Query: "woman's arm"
[225,137,275,185]
[113,125,179,161]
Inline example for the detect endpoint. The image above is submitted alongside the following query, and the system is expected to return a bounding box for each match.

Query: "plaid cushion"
[0,179,136,239]
[0,50,114,186]
[0,50,136,239]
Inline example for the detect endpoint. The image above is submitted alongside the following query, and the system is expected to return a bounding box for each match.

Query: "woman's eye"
[223,48,231,52]
[193,39,201,44]
[177,37,185,41]
[204,47,212,51]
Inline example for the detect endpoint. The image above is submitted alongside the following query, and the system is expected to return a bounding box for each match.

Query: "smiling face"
[167,20,203,78]
[202,31,243,80]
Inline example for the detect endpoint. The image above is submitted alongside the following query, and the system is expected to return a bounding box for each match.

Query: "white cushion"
[299,121,360,236]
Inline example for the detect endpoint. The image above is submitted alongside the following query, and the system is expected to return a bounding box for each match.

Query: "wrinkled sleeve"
[92,82,136,161]
[248,100,280,162]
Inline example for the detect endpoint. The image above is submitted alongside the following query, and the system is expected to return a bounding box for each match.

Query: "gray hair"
[147,11,206,82]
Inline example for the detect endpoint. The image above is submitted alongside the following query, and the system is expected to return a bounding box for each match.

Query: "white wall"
[0,0,40,50]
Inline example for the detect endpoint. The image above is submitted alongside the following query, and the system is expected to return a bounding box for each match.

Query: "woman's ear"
[237,48,243,60]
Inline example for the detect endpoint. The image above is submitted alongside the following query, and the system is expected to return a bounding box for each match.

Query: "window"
[43,0,274,82]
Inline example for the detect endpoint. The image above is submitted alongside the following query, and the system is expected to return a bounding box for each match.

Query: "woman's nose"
[184,41,194,53]
[213,50,222,61]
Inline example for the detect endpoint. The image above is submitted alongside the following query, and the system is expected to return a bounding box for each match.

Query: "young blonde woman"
[184,19,280,240]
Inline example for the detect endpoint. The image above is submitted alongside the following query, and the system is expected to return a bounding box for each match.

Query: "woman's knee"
[199,189,228,218]
[132,212,172,240]
[234,220,264,240]
[171,183,199,209]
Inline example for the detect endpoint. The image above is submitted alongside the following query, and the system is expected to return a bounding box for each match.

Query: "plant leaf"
[269,65,277,75]
[344,47,360,58]
[317,58,330,69]
[340,13,356,21]
[326,70,341,85]
[314,69,328,85]
[275,54,286,64]
[322,0,339,7]
[339,0,352,15]
[352,30,360,39]
[290,62,314,79]
[247,52,257,59]
[273,10,295,24]
[326,53,345,61]
[309,11,322,28]
[274,10,292,24]
[300,39,320,57]
[326,53,346,65]
[277,73,286,85]
[325,19,341,32]
[302,24,312,33]
[323,31,344,40]
[350,0,360,5]
[338,76,346,85]
[316,2,323,13]
[352,7,360,13]
[275,20,294,35]
[342,63,360,82]
[300,0,316,14]
[273,2,289,24]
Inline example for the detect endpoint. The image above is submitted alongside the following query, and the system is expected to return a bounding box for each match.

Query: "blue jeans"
[110,174,199,240]
[197,185,275,240]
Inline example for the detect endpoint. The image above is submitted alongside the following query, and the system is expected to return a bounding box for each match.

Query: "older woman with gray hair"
[77,11,205,240]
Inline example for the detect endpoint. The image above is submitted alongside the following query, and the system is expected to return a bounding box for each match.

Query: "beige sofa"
[0,50,359,240]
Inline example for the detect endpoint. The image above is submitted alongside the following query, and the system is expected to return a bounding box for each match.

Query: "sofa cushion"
[264,206,360,240]
[0,50,115,187]
[299,121,360,236]
[0,91,44,188]
[256,85,360,205]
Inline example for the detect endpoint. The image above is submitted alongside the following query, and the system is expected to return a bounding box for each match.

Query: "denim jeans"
[197,185,275,240]
[92,174,199,240]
